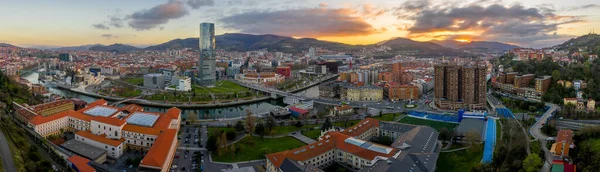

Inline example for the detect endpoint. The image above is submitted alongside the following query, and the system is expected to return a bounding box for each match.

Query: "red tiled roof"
[266,118,394,168]
[30,99,73,113]
[89,99,107,106]
[123,124,162,135]
[68,110,94,122]
[121,104,144,113]
[166,107,181,119]
[29,110,69,125]
[75,130,125,147]
[140,129,177,168]
[68,156,95,172]
[92,116,126,126]
[342,118,380,137]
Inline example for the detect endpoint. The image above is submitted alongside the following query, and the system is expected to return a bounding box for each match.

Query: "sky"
[1,0,599,48]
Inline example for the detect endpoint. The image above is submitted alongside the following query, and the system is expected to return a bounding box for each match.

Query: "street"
[0,129,16,172]
[530,103,558,172]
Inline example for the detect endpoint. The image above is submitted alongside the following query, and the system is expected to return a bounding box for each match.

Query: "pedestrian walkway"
[289,132,316,144]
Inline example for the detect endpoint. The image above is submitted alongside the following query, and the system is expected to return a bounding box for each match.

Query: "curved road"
[530,103,558,172]
[0,130,16,172]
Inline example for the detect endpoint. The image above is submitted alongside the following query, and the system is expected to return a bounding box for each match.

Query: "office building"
[59,53,73,62]
[143,73,166,89]
[275,66,292,78]
[434,64,487,110]
[197,23,216,86]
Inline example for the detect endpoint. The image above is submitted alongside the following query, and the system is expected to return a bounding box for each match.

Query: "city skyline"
[1,0,599,48]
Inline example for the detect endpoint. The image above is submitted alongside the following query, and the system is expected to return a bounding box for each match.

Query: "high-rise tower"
[197,23,216,86]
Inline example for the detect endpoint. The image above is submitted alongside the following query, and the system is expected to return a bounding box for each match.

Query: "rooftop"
[83,106,118,117]
[67,156,95,172]
[140,129,178,168]
[75,130,125,147]
[126,112,160,127]
[61,139,107,161]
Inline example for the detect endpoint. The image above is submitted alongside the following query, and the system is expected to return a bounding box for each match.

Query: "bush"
[226,131,237,141]
[295,121,303,128]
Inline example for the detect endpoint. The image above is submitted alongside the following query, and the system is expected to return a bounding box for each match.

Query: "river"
[22,72,320,120]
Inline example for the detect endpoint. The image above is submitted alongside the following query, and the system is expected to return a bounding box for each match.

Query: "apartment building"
[434,64,487,110]
[385,84,419,101]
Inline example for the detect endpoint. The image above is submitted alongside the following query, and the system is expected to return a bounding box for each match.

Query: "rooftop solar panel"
[84,106,118,117]
[126,112,160,127]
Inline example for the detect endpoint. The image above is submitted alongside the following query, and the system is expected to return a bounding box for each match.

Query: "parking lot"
[170,125,206,172]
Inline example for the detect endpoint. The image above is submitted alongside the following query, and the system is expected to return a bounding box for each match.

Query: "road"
[0,130,16,172]
[530,103,558,172]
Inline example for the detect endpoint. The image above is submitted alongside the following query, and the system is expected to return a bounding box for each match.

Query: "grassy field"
[212,136,306,162]
[123,77,144,85]
[302,129,322,140]
[258,124,320,136]
[193,81,250,94]
[436,145,484,172]
[372,113,402,122]
[332,120,361,128]
[398,116,458,131]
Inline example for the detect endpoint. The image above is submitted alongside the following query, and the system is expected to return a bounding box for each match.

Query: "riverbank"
[52,74,338,108]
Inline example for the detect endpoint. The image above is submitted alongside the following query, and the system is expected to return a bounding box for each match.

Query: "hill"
[433,40,520,51]
[89,44,140,53]
[49,44,102,51]
[554,34,600,54]
[0,43,17,48]
[145,33,354,53]
[372,37,462,58]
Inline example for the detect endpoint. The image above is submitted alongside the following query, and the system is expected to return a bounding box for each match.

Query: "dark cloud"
[563,4,600,11]
[128,0,189,31]
[187,0,214,9]
[92,24,110,30]
[109,16,124,28]
[394,1,582,48]
[101,34,118,39]
[220,8,381,37]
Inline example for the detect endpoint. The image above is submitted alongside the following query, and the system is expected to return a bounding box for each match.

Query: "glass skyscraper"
[197,23,216,86]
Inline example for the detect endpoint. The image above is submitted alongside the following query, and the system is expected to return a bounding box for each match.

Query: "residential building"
[59,53,73,62]
[514,74,535,88]
[331,105,353,116]
[342,86,383,101]
[563,98,578,106]
[535,76,552,93]
[275,66,292,78]
[385,84,419,101]
[434,64,487,110]
[550,130,573,158]
[265,118,440,172]
[588,99,596,111]
[197,23,216,86]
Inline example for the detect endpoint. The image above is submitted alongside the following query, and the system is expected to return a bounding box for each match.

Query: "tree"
[522,153,542,172]
[439,127,451,141]
[244,109,256,134]
[206,134,218,151]
[226,130,237,141]
[255,123,265,139]
[218,132,228,156]
[465,130,480,150]
[188,111,198,124]
[379,111,383,117]
[234,120,245,132]
[551,70,561,80]
[266,117,276,133]
[321,117,332,131]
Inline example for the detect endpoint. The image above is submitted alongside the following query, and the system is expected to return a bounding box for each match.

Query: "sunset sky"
[1,0,599,48]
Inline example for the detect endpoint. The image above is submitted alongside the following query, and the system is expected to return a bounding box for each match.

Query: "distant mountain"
[0,43,17,48]
[554,34,600,54]
[145,33,353,53]
[89,44,140,53]
[433,40,520,51]
[49,44,102,51]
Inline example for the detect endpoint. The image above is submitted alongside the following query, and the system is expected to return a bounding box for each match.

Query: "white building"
[177,77,191,91]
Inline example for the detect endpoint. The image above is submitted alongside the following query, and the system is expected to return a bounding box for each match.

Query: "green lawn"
[212,136,306,162]
[302,129,322,140]
[193,81,250,94]
[117,89,141,97]
[123,77,144,85]
[332,120,361,128]
[372,113,402,122]
[208,127,236,136]
[398,116,458,131]
[436,145,484,172]
[259,124,320,136]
